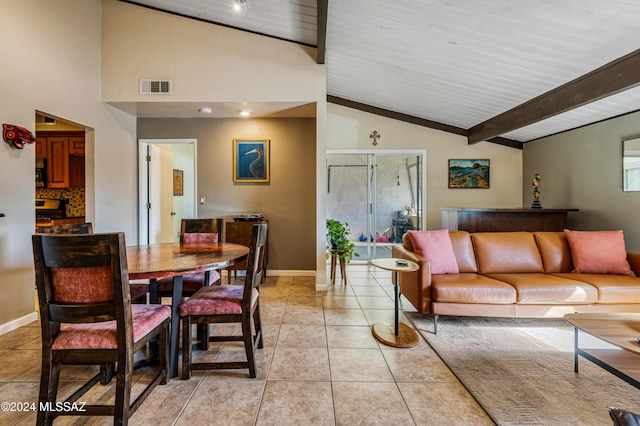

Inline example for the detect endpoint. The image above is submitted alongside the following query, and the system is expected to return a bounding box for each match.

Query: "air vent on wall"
[139,79,172,95]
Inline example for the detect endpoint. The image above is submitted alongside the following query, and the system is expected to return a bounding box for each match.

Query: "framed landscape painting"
[233,138,270,183]
[448,159,490,188]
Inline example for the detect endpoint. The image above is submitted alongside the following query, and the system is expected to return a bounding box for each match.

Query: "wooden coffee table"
[564,312,640,389]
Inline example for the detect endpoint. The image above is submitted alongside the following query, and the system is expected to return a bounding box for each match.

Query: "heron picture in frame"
[233,138,270,183]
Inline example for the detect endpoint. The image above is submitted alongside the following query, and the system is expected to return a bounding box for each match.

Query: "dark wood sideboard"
[440,208,578,232]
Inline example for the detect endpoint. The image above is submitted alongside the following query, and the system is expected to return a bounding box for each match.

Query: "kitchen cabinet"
[35,132,85,188]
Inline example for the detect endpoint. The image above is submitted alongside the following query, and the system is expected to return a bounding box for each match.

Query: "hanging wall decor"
[448,159,490,188]
[3,123,36,149]
[233,138,270,183]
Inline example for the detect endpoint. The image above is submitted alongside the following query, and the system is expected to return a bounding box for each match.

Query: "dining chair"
[32,232,171,425]
[155,218,224,300]
[38,222,94,234]
[38,222,149,303]
[180,223,267,379]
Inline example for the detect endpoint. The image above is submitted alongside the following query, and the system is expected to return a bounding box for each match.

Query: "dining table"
[127,241,250,379]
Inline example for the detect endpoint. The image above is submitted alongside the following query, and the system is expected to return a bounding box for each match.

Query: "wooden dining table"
[127,241,249,379]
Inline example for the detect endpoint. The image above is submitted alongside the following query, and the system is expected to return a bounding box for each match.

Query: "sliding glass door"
[326,151,423,263]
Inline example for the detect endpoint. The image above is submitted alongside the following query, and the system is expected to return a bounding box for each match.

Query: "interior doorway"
[138,139,197,244]
[326,150,425,263]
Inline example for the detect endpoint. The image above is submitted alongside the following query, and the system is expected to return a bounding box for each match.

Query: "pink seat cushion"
[156,271,221,292]
[406,230,459,274]
[179,285,258,316]
[564,229,635,276]
[52,304,171,350]
[183,233,218,243]
[51,266,113,303]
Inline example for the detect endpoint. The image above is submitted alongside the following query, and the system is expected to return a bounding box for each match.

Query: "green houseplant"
[326,219,358,263]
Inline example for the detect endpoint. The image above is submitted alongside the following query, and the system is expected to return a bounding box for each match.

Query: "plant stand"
[329,249,347,285]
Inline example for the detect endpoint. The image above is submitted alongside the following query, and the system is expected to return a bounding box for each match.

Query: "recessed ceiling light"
[233,0,248,12]
[240,109,251,117]
[199,107,212,114]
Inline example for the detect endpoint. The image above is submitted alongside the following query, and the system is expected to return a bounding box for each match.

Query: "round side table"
[371,257,420,348]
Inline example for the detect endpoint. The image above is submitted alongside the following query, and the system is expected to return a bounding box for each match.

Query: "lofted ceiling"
[120,0,640,148]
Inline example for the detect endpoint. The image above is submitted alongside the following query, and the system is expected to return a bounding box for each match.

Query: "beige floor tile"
[260,304,285,325]
[256,381,334,426]
[323,309,369,326]
[176,380,265,426]
[351,286,389,297]
[0,382,40,425]
[324,284,354,296]
[0,349,41,381]
[286,294,323,309]
[131,378,201,426]
[322,295,361,309]
[399,382,494,425]
[0,326,40,349]
[328,348,394,382]
[277,324,327,348]
[326,325,379,349]
[348,277,381,286]
[199,346,273,380]
[356,295,394,309]
[269,347,330,380]
[332,382,415,425]
[282,307,325,325]
[382,348,458,382]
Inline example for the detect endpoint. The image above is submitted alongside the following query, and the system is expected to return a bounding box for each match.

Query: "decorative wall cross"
[369,130,381,146]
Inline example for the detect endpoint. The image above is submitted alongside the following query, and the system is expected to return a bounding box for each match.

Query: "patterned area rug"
[405,313,640,425]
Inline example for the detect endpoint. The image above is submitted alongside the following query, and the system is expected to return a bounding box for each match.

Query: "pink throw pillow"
[563,229,635,276]
[407,230,459,274]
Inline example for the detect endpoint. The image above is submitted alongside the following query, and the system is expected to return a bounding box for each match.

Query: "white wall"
[523,111,640,252]
[328,104,523,230]
[0,0,138,332]
[102,0,328,287]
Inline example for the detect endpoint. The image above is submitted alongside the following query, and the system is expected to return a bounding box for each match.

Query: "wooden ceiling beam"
[316,0,328,64]
[467,48,640,144]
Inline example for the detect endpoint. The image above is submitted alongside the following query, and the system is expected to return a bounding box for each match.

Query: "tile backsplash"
[36,188,85,217]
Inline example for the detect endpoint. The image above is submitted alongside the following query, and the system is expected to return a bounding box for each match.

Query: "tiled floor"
[0,264,493,425]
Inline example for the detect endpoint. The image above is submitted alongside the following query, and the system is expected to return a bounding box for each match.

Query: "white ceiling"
[120,0,640,145]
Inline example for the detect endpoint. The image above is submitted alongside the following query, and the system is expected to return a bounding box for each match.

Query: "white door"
[139,139,197,245]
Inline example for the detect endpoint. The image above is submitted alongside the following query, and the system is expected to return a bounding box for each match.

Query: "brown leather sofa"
[392,231,640,318]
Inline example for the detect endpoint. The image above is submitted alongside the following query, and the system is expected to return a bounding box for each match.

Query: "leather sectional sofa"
[392,231,640,319]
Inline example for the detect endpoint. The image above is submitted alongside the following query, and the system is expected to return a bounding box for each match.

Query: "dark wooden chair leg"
[182,316,192,380]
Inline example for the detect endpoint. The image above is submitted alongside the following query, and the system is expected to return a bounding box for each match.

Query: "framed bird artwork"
[233,138,270,183]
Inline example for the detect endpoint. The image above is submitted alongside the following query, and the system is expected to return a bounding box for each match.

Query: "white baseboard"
[0,312,38,336]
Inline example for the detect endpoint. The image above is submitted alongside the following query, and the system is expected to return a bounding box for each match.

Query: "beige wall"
[138,117,317,271]
[523,111,640,252]
[328,104,524,229]
[0,0,138,332]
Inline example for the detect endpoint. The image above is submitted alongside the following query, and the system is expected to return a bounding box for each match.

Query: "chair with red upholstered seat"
[154,218,224,300]
[32,232,170,425]
[180,223,267,379]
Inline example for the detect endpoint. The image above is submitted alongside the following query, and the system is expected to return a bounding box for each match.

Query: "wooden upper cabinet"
[36,131,85,188]
[47,137,70,188]
[69,136,85,156]
[36,137,47,158]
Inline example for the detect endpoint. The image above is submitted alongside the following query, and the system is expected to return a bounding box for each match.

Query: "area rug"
[405,313,640,425]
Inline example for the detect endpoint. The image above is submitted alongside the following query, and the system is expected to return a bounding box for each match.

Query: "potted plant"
[326,219,358,263]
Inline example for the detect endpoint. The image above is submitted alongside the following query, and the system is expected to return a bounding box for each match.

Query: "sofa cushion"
[534,232,573,273]
[484,273,598,304]
[564,230,635,276]
[449,231,478,273]
[407,230,459,274]
[432,273,516,304]
[473,232,544,274]
[552,273,640,303]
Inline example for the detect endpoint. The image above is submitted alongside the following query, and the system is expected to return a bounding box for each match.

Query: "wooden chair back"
[39,222,93,234]
[33,233,130,345]
[242,223,268,311]
[180,218,222,242]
